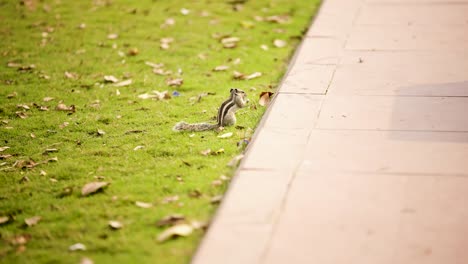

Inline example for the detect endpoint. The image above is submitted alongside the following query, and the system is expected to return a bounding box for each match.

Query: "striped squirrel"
[173,88,249,132]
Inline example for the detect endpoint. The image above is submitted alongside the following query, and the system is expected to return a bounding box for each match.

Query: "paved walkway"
[192,0,468,263]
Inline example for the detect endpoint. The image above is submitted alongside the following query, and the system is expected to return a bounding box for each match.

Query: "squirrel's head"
[230,88,249,108]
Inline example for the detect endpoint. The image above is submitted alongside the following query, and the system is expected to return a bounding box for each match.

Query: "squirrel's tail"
[172,121,218,132]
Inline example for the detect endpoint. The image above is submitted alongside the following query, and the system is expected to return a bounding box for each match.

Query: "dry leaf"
[64,71,78,79]
[162,195,179,204]
[0,146,10,152]
[138,90,171,100]
[221,37,239,48]
[17,104,30,110]
[212,179,222,186]
[0,216,10,225]
[161,18,175,27]
[97,129,105,136]
[232,58,241,65]
[232,71,244,80]
[157,224,193,243]
[180,8,190,15]
[24,216,41,227]
[107,33,118,40]
[80,257,94,264]
[166,78,183,87]
[7,92,18,99]
[114,79,132,87]
[210,195,223,204]
[127,48,139,56]
[266,15,290,24]
[259,91,274,106]
[245,72,262,80]
[240,21,254,29]
[135,201,152,208]
[156,214,185,227]
[145,61,164,68]
[0,154,12,159]
[81,182,109,196]
[200,149,211,156]
[104,75,119,83]
[273,39,287,48]
[16,111,28,119]
[215,148,224,155]
[9,234,31,246]
[108,220,123,230]
[133,145,144,151]
[55,103,75,112]
[213,65,229,72]
[217,132,233,138]
[69,243,86,251]
[261,44,269,51]
[43,97,54,102]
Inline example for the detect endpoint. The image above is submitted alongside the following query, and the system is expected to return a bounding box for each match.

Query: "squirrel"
[173,88,249,132]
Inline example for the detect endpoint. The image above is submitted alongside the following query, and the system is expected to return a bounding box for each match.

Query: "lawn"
[0,0,320,263]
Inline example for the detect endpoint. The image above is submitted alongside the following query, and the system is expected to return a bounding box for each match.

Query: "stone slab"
[281,64,335,94]
[303,130,468,175]
[316,96,468,131]
[264,171,468,264]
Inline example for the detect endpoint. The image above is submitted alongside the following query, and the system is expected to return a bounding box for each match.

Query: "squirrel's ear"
[230,88,234,93]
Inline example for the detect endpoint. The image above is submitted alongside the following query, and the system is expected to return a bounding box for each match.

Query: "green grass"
[0,0,320,263]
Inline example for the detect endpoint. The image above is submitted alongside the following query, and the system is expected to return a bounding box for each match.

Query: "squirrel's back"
[172,121,218,132]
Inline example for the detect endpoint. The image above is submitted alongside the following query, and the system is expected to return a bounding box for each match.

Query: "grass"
[0,0,320,263]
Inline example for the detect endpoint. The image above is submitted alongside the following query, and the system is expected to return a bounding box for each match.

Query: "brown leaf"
[166,78,183,87]
[221,37,240,48]
[217,132,233,138]
[153,68,172,75]
[103,75,119,83]
[245,72,262,80]
[0,216,10,225]
[156,214,185,227]
[7,92,18,99]
[210,195,223,204]
[97,129,105,136]
[24,216,41,227]
[0,154,12,159]
[213,65,229,72]
[43,97,54,102]
[232,71,244,80]
[64,71,78,79]
[135,201,153,208]
[188,189,202,198]
[17,104,30,110]
[114,79,132,87]
[80,257,94,264]
[259,91,274,106]
[265,15,290,24]
[16,111,28,119]
[69,243,86,251]
[55,103,75,112]
[107,33,118,40]
[81,182,110,196]
[211,179,223,186]
[273,39,287,48]
[162,195,179,204]
[127,48,139,56]
[145,61,164,68]
[200,149,211,156]
[260,44,269,51]
[0,146,10,152]
[157,224,193,243]
[9,234,31,246]
[108,220,123,230]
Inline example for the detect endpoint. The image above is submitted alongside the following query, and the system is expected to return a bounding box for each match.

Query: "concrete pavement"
[192,0,468,263]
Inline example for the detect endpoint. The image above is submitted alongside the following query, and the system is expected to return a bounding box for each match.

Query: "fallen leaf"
[57,186,73,198]
[266,15,290,24]
[55,103,75,112]
[108,220,123,230]
[200,149,211,156]
[162,195,179,204]
[133,145,144,151]
[80,257,94,264]
[188,189,202,198]
[245,72,262,80]
[166,78,183,87]
[104,75,119,83]
[24,216,41,227]
[16,111,28,119]
[0,216,10,225]
[7,62,21,68]
[161,18,175,28]
[81,182,110,196]
[259,91,274,106]
[69,243,86,251]
[64,71,78,79]
[127,48,139,56]
[17,104,30,110]
[232,58,241,65]
[135,201,152,208]
[145,61,164,68]
[152,68,172,75]
[220,175,230,181]
[210,195,223,204]
[40,170,47,176]
[233,71,244,80]
[212,179,222,186]
[180,8,190,15]
[9,234,31,246]
[0,146,10,152]
[138,90,171,100]
[59,122,69,129]
[227,154,244,167]
[7,92,18,99]
[97,129,105,136]
[0,154,12,159]
[213,65,229,72]
[114,79,132,87]
[273,39,287,48]
[214,148,224,155]
[217,132,233,138]
[107,33,118,40]
[157,224,193,243]
[43,97,54,102]
[240,21,254,29]
[78,23,86,29]
[260,44,269,51]
[156,214,185,227]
